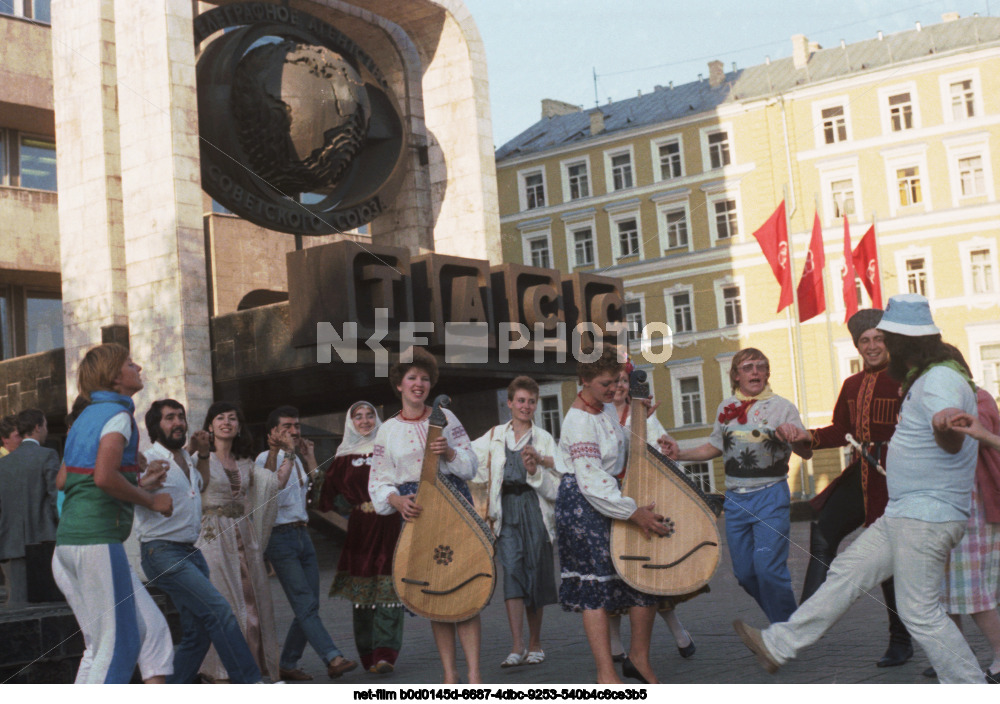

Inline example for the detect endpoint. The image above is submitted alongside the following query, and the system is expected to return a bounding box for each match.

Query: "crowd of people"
[0,292,998,685]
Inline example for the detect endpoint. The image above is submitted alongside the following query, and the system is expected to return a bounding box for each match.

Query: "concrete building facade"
[495,14,1000,496]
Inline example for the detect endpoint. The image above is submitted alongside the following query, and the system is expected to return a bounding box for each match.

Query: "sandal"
[500,650,527,668]
[525,651,545,665]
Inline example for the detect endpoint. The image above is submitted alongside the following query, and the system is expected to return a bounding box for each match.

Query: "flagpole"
[871,211,887,305]
[784,184,813,498]
[818,196,839,410]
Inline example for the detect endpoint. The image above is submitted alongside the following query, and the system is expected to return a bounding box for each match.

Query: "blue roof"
[496,16,1000,161]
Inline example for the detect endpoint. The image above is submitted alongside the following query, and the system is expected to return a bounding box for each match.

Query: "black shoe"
[922,666,936,678]
[677,636,696,659]
[621,656,649,684]
[986,669,999,683]
[610,652,626,663]
[876,640,913,668]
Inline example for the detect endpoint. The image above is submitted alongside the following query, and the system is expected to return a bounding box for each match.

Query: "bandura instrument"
[610,370,723,596]
[392,395,496,622]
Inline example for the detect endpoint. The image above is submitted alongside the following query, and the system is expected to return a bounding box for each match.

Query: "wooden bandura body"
[392,396,496,622]
[610,370,723,596]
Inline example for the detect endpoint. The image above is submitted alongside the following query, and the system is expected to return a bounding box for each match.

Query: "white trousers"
[52,543,173,683]
[763,516,982,684]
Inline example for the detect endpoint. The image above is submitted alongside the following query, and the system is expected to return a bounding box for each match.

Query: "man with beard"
[777,309,912,667]
[734,294,984,683]
[136,399,263,684]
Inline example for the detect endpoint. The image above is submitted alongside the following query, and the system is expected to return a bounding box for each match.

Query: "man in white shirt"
[257,405,357,681]
[136,399,263,684]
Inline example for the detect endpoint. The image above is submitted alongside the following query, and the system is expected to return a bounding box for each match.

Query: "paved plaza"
[273,518,991,686]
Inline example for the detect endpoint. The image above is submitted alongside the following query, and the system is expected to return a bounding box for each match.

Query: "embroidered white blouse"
[557,406,637,520]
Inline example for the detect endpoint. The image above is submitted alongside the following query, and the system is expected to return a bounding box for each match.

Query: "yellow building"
[495,14,1000,497]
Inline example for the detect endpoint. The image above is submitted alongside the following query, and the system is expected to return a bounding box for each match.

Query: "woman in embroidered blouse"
[607,364,697,663]
[196,401,293,682]
[368,348,482,684]
[556,347,669,684]
[663,348,812,624]
[471,376,560,669]
[319,401,405,675]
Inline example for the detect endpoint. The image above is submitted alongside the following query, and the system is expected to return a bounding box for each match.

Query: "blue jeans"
[725,481,798,624]
[265,524,343,668]
[140,540,261,683]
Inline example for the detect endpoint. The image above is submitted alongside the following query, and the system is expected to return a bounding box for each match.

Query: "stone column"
[112,0,212,431]
[51,0,130,403]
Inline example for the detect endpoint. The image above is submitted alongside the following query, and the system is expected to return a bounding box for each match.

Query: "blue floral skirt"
[555,474,658,613]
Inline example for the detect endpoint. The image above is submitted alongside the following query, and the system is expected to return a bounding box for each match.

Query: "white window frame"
[623,293,646,348]
[878,82,920,134]
[881,144,931,217]
[609,208,644,261]
[604,146,635,193]
[834,338,862,385]
[651,134,684,182]
[0,0,49,21]
[565,218,598,270]
[811,96,852,148]
[893,245,935,299]
[517,167,547,212]
[520,228,553,269]
[535,382,565,441]
[651,188,693,254]
[699,124,734,173]
[664,283,696,335]
[940,68,983,123]
[682,461,716,493]
[704,186,742,246]
[560,156,592,203]
[713,276,746,329]
[716,353,735,398]
[944,133,994,207]
[829,259,867,315]
[959,238,999,299]
[967,324,1000,399]
[667,359,707,430]
[817,157,863,226]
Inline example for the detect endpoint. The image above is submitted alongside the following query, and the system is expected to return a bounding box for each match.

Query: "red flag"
[797,212,826,322]
[841,215,858,322]
[852,225,882,308]
[752,201,794,313]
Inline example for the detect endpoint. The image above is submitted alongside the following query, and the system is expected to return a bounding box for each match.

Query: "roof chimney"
[589,109,605,135]
[708,60,725,87]
[877,30,884,40]
[540,99,582,120]
[915,21,922,31]
[942,12,960,22]
[792,34,810,69]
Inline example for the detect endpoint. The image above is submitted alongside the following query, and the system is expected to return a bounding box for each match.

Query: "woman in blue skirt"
[555,347,669,684]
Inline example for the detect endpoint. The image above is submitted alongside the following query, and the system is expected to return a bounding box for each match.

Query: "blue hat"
[876,294,940,337]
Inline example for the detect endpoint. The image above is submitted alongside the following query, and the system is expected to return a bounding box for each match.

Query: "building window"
[896,167,922,206]
[831,179,855,219]
[714,199,738,240]
[958,156,985,197]
[523,171,545,210]
[617,218,639,258]
[722,285,743,327]
[528,236,550,268]
[683,461,713,493]
[611,153,633,191]
[950,79,976,120]
[981,343,1000,398]
[678,377,703,425]
[0,285,63,360]
[670,291,693,333]
[624,300,643,343]
[19,136,57,191]
[659,139,682,180]
[849,358,863,375]
[821,106,847,144]
[905,258,927,296]
[567,161,589,200]
[664,208,688,249]
[971,249,995,294]
[539,394,562,441]
[707,131,730,169]
[1,0,50,22]
[888,92,913,131]
[573,227,594,268]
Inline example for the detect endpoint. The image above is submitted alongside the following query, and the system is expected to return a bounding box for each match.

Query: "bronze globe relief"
[195,3,406,235]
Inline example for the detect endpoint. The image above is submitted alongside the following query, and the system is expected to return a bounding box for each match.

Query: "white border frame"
[939,67,984,124]
[520,228,553,268]
[881,143,931,217]
[604,145,636,193]
[650,133,685,182]
[559,155,592,203]
[943,133,994,207]
[699,123,735,173]
[663,283,697,335]
[878,82,921,135]
[609,208,645,261]
[565,217,599,270]
[893,245,935,299]
[959,236,1000,301]
[516,166,548,212]
[811,95,852,149]
[713,275,747,329]
[667,358,707,429]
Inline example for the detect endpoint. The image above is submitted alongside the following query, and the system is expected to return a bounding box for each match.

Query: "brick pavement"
[270,519,989,685]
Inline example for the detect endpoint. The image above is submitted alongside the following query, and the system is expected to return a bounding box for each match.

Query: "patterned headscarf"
[335,401,382,458]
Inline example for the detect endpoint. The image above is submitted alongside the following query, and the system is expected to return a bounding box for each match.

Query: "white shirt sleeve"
[368,423,400,515]
[100,412,132,441]
[470,428,494,484]
[439,410,477,481]
[562,413,637,520]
